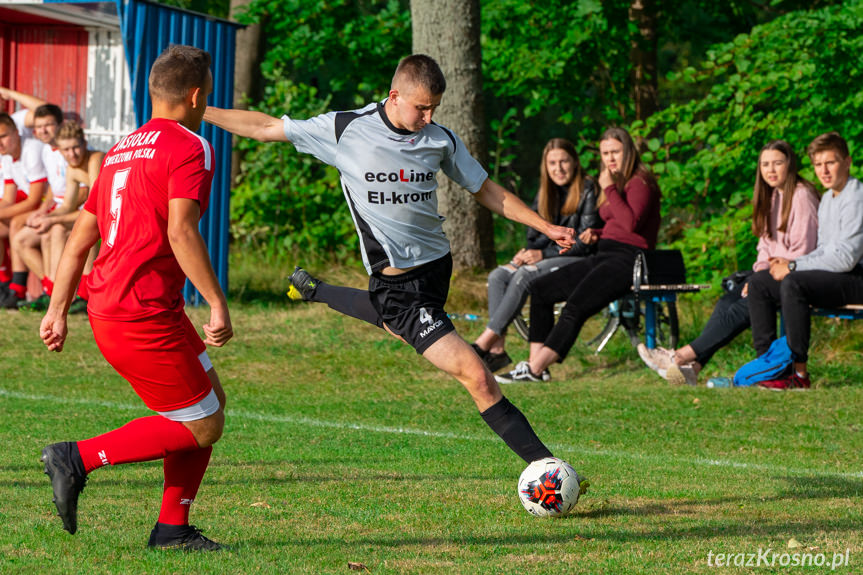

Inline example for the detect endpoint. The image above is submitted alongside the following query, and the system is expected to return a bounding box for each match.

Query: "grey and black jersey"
[282,100,488,274]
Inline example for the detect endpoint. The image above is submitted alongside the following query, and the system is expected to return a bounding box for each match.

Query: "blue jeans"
[747,267,863,362]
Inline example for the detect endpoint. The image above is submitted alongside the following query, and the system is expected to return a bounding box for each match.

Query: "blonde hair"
[537,138,588,220]
[56,120,85,142]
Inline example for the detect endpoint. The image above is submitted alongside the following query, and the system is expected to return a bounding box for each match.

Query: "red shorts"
[89,310,212,412]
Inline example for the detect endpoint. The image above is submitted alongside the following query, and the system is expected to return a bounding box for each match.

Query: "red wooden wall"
[0,8,87,121]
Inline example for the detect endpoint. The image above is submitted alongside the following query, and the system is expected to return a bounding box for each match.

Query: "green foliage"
[236,0,410,110]
[230,79,359,261]
[480,0,631,192]
[636,1,863,280]
[155,0,230,18]
[482,0,629,125]
[668,203,758,295]
[228,0,411,260]
[226,0,858,273]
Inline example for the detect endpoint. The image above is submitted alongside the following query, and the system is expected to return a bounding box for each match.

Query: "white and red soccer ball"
[518,457,587,517]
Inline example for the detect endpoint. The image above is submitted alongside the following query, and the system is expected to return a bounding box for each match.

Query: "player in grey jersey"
[205,54,575,465]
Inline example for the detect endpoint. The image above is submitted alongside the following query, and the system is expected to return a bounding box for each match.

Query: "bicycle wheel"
[513,309,530,340]
[656,299,679,349]
[513,301,565,342]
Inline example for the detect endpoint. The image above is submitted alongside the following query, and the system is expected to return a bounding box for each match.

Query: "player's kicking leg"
[422,332,553,463]
[291,257,553,463]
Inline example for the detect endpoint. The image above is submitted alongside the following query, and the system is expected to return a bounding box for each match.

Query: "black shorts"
[368,253,456,354]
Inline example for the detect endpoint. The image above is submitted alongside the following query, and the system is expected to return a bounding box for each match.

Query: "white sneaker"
[494,361,547,384]
[637,344,675,373]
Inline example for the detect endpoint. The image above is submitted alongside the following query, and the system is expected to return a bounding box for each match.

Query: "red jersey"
[84,118,214,320]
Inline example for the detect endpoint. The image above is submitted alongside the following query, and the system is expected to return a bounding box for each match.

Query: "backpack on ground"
[733,336,793,387]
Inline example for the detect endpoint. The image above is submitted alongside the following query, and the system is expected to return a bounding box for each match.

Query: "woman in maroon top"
[496,127,661,383]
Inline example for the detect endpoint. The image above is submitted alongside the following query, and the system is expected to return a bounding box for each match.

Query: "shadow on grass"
[234,509,863,549]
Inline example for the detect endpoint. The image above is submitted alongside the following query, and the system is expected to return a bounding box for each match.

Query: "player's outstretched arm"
[203,107,289,143]
[474,178,575,251]
[40,211,100,352]
[167,197,233,347]
[0,87,47,127]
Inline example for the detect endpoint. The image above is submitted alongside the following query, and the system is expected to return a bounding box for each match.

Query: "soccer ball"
[517,457,586,517]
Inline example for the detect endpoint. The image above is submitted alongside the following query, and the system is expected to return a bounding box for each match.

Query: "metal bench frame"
[513,250,710,353]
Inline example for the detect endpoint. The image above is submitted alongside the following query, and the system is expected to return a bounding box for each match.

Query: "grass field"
[1,266,862,574]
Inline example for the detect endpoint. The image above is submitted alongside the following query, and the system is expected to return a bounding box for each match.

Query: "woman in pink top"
[639,139,820,385]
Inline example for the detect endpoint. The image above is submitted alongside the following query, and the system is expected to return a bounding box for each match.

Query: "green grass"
[1,266,862,574]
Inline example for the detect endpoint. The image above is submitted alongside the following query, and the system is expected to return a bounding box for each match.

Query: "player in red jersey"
[39,45,231,551]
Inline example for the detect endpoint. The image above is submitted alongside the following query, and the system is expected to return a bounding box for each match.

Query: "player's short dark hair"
[807,131,849,160]
[34,104,63,125]
[148,44,212,104]
[57,120,85,142]
[392,54,446,95]
[0,112,15,130]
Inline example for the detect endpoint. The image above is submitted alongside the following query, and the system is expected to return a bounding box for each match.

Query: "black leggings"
[528,240,639,360]
[747,267,863,362]
[688,281,751,367]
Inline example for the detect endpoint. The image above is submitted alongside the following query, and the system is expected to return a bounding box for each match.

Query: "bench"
[527,249,710,353]
[812,304,863,320]
[634,282,711,350]
[611,250,710,351]
[778,303,863,337]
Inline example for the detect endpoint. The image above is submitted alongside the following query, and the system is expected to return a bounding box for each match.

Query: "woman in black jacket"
[472,138,601,372]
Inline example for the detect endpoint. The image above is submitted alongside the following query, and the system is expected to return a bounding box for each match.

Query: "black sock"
[11,271,27,286]
[69,442,87,477]
[480,396,553,463]
[316,283,383,329]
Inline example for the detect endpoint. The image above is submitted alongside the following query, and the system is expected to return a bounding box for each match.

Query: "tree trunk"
[630,0,658,121]
[410,0,495,270]
[229,0,264,187]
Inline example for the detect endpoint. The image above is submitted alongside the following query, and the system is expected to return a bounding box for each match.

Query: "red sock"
[77,415,199,473]
[0,242,10,282]
[158,446,213,525]
[76,274,90,300]
[41,276,54,297]
[9,282,25,298]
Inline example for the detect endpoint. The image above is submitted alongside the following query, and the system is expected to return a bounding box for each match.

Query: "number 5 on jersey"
[107,168,130,248]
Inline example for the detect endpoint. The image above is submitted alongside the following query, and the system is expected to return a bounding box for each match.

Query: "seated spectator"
[638,140,820,384]
[0,87,42,288]
[7,102,65,307]
[747,132,863,389]
[471,138,601,372]
[496,127,661,383]
[0,112,47,308]
[14,121,102,310]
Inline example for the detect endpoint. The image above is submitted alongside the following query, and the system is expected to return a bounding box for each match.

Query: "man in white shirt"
[0,111,47,307]
[8,103,69,309]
